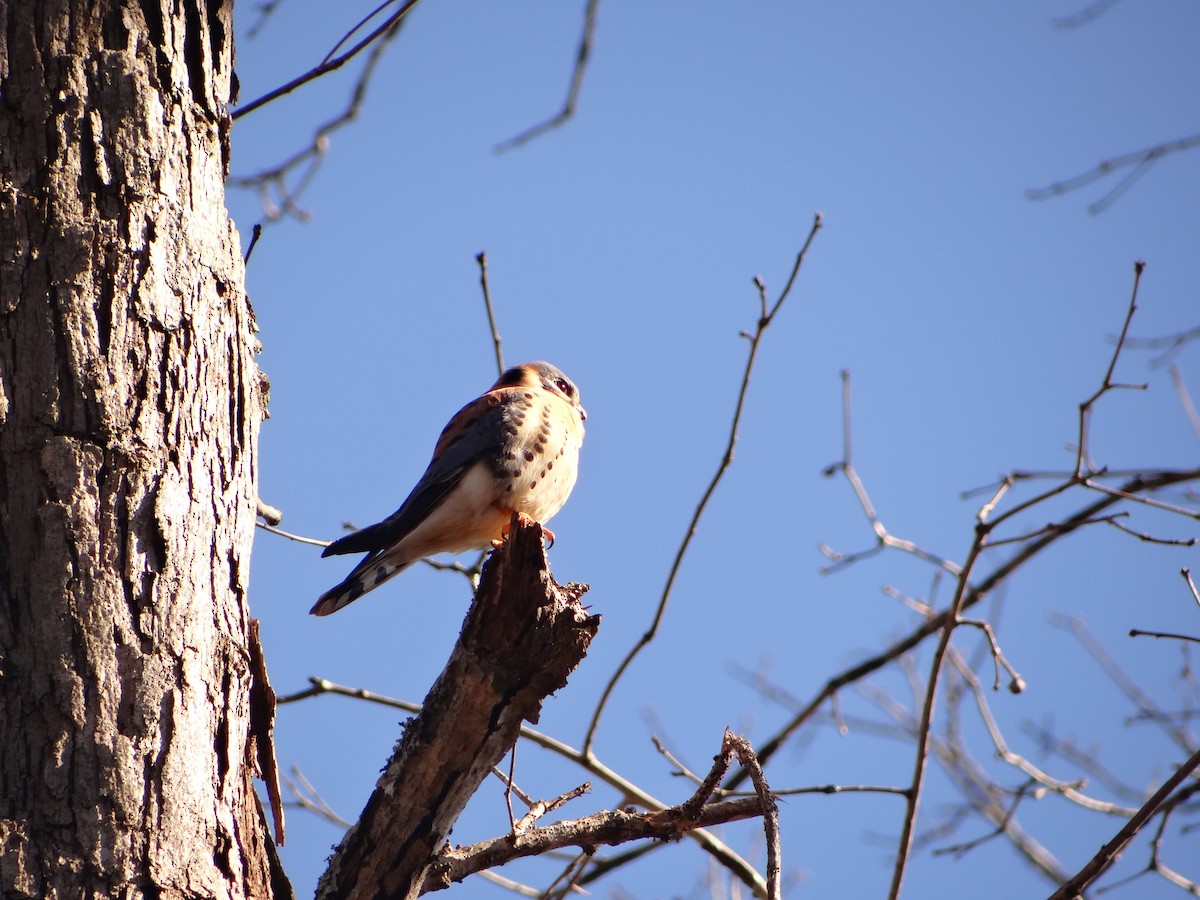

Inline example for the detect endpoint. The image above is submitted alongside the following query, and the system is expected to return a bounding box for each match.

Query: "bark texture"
[316,515,599,900]
[0,2,284,897]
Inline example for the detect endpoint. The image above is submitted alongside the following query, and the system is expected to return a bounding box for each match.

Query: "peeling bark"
[0,2,285,897]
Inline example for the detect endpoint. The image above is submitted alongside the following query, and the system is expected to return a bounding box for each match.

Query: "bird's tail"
[310,555,415,616]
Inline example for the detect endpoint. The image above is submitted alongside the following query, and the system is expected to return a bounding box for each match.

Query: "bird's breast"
[489,391,582,523]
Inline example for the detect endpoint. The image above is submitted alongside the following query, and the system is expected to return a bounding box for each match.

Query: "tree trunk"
[0,2,285,898]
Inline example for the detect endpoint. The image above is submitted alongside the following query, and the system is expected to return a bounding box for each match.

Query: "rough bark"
[316,515,599,900]
[0,2,285,898]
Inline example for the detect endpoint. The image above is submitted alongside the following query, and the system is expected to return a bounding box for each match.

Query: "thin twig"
[950,651,1133,816]
[1052,615,1199,754]
[1124,325,1200,368]
[1171,365,1200,441]
[1106,516,1197,546]
[1027,134,1200,214]
[476,251,505,375]
[1129,629,1200,646]
[231,10,408,221]
[232,0,421,120]
[493,0,600,153]
[820,370,962,576]
[723,466,1200,799]
[958,618,1025,693]
[1184,568,1200,609]
[1051,0,1123,28]
[582,214,822,755]
[244,223,263,264]
[1075,261,1147,478]
[857,678,1071,883]
[255,520,331,548]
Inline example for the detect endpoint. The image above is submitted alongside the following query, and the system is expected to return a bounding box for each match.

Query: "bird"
[311,361,586,616]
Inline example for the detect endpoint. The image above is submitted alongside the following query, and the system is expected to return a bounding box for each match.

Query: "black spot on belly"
[523,450,535,461]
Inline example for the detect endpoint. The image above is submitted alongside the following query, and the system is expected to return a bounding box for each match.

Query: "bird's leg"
[492,512,554,547]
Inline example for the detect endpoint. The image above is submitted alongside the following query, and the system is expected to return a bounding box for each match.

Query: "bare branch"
[282,676,769,894]
[282,766,351,829]
[1129,629,1200,646]
[728,732,782,899]
[233,0,420,120]
[255,519,331,548]
[427,729,779,899]
[1027,134,1200,214]
[1172,364,1200,442]
[1075,261,1146,478]
[1185,568,1200,609]
[1124,325,1200,368]
[820,370,962,576]
[230,4,412,221]
[1106,515,1197,546]
[244,222,264,264]
[858,678,1071,883]
[1048,745,1200,899]
[475,251,505,375]
[958,618,1025,694]
[887,518,988,899]
[424,797,768,895]
[1052,615,1199,754]
[583,214,822,754]
[1051,0,1124,28]
[726,466,1200,797]
[493,0,600,153]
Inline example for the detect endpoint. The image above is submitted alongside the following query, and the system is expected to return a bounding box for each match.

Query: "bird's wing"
[321,391,509,558]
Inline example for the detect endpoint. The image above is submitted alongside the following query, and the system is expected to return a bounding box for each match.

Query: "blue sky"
[226,3,1200,897]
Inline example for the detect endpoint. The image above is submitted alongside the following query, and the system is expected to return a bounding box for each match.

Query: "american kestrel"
[312,361,586,616]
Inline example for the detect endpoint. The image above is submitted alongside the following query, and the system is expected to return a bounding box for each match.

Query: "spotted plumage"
[312,361,586,616]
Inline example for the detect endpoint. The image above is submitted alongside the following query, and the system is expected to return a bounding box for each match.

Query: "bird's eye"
[555,378,574,398]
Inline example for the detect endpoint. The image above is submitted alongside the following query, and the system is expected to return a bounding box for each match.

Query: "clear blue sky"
[226,3,1200,897]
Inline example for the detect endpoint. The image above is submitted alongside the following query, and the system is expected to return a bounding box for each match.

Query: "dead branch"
[424,729,779,899]
[425,797,766,894]
[314,514,598,900]
[278,677,770,894]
